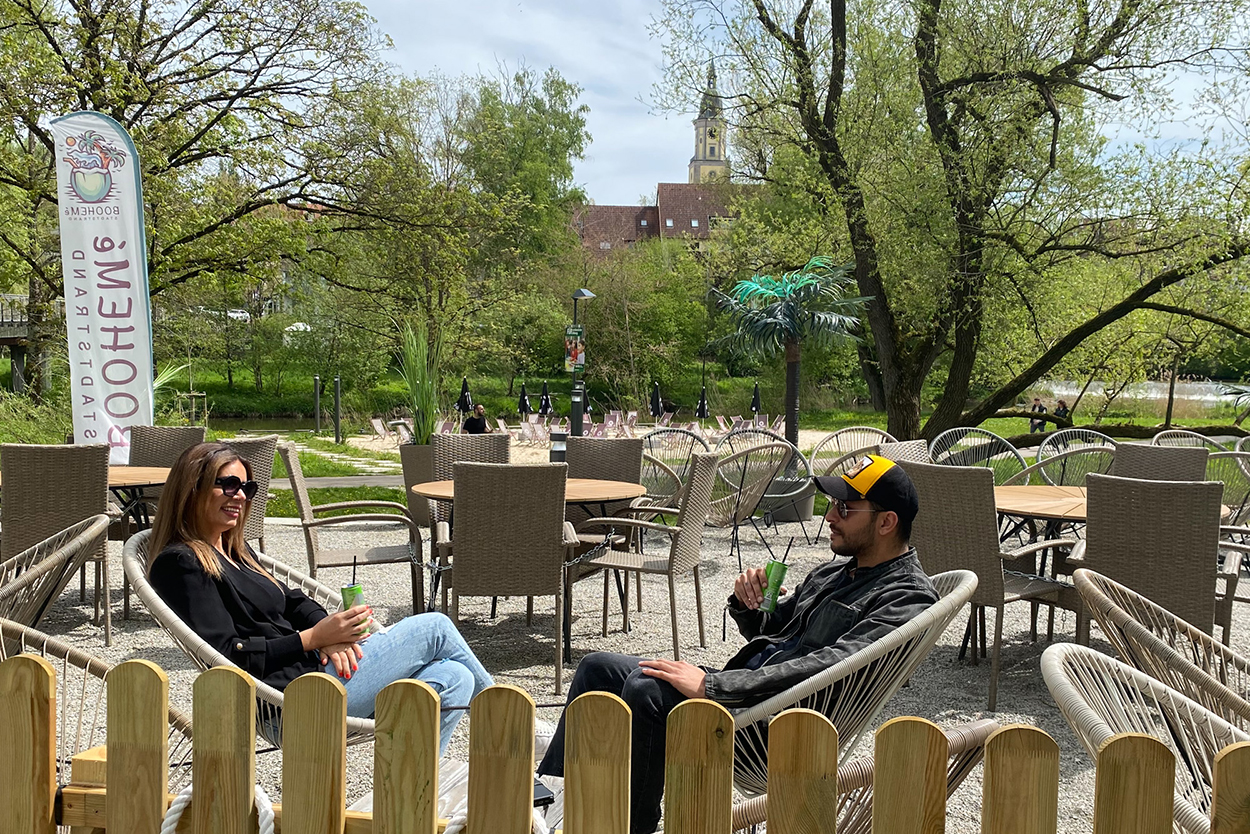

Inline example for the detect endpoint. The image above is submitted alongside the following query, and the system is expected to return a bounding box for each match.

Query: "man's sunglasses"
[215,476,259,500]
[827,498,882,519]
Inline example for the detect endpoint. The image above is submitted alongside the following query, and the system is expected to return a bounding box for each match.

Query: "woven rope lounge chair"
[1043,642,1248,834]
[716,428,817,539]
[1032,428,1117,486]
[122,529,376,747]
[705,443,792,571]
[1073,568,1250,730]
[1151,429,1229,451]
[0,514,110,629]
[730,718,999,833]
[641,427,710,505]
[809,427,898,477]
[731,569,979,797]
[930,427,1027,484]
[0,617,195,792]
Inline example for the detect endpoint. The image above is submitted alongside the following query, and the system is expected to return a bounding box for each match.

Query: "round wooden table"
[994,485,1088,522]
[0,465,171,490]
[412,477,647,504]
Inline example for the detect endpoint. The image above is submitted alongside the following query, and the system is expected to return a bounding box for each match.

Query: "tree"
[711,256,863,446]
[656,0,1250,438]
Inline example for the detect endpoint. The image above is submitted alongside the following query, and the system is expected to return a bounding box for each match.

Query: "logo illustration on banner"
[52,112,154,464]
[62,130,128,204]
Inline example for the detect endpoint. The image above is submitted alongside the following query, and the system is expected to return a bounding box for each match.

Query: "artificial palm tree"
[712,257,866,447]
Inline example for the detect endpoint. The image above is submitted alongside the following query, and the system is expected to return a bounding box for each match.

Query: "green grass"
[267,487,408,518]
[301,436,400,462]
[270,450,364,479]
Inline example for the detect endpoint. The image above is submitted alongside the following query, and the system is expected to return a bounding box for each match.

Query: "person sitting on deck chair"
[536,454,939,834]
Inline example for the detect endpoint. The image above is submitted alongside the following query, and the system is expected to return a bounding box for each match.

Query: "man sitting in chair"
[536,454,939,833]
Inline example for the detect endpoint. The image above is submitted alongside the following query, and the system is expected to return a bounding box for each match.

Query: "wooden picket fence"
[1,654,1249,834]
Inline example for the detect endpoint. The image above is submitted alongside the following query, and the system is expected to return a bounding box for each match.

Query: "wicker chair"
[564,436,644,530]
[716,428,817,536]
[0,514,109,629]
[429,432,510,541]
[443,462,577,694]
[1043,643,1248,834]
[1068,473,1236,644]
[577,451,719,660]
[930,427,1027,484]
[1073,568,1250,731]
[122,529,375,747]
[1151,429,1229,451]
[732,569,979,797]
[0,617,195,792]
[1033,429,1117,485]
[809,426,897,477]
[900,460,1079,710]
[731,718,999,833]
[277,443,424,614]
[706,443,793,570]
[220,434,279,550]
[1110,442,1209,480]
[1,443,113,642]
[127,425,206,485]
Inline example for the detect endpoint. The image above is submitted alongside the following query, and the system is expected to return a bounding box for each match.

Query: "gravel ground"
[35,515,1250,832]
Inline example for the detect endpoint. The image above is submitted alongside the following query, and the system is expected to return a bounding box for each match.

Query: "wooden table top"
[0,465,171,489]
[994,485,1088,521]
[412,478,647,504]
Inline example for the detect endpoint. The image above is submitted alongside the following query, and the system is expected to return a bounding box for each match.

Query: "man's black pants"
[537,652,690,834]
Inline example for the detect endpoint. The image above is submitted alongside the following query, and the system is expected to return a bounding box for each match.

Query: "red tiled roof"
[574,205,659,252]
[655,183,736,240]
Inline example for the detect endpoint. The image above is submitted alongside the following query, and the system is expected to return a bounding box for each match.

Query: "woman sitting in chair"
[147,442,493,756]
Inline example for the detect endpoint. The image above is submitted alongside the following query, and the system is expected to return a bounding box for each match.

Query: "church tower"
[688,62,728,184]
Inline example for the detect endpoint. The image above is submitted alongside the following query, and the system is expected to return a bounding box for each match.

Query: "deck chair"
[123,530,375,747]
[1073,568,1250,731]
[1043,643,1248,834]
[0,617,195,792]
[732,570,979,797]
[0,514,110,628]
[731,718,999,833]
[370,418,393,441]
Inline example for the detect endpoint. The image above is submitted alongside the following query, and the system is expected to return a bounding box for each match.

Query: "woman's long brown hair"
[147,442,276,583]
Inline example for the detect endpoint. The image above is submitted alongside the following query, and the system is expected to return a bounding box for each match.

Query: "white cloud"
[361,0,696,205]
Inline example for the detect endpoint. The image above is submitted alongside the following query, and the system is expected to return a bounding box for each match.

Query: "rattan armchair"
[1043,643,1248,834]
[1073,568,1250,730]
[732,570,979,797]
[1151,428,1229,451]
[1110,442,1209,480]
[731,718,999,833]
[577,451,719,660]
[564,435,644,529]
[0,617,195,791]
[900,460,1079,710]
[428,433,510,551]
[277,443,424,614]
[221,434,279,550]
[0,514,109,628]
[122,529,376,747]
[1,443,113,642]
[442,462,577,694]
[1067,473,1237,644]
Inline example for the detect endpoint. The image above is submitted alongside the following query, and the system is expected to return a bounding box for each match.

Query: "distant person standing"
[1029,397,1048,433]
[1053,400,1070,423]
[463,404,491,435]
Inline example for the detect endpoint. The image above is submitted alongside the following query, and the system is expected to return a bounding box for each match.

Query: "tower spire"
[689,59,728,183]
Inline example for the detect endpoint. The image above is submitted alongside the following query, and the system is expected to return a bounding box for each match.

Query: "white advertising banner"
[52,112,154,464]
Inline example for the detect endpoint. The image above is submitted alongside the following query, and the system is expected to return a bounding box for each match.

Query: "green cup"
[760,559,789,613]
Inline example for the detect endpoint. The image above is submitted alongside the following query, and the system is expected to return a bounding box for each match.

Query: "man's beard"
[830,525,873,559]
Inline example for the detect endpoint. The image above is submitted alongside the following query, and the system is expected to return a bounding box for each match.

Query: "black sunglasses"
[828,497,882,519]
[215,475,259,500]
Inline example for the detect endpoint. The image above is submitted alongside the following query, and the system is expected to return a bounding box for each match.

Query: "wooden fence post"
[980,724,1059,834]
[374,679,440,834]
[192,667,256,834]
[283,672,347,834]
[1092,734,1173,834]
[107,659,170,834]
[1211,740,1250,834]
[767,708,839,834]
[664,698,734,834]
[873,716,947,834]
[467,685,535,834]
[564,692,631,834]
[0,655,56,834]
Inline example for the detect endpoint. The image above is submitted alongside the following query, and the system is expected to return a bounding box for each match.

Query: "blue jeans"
[341,612,494,756]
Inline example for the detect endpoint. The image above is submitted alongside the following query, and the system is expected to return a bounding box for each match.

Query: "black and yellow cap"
[812,454,919,524]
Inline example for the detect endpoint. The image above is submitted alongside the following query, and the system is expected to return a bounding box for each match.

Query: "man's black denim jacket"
[703,548,939,707]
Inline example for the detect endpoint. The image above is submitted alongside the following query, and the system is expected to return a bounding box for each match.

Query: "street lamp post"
[569,288,595,437]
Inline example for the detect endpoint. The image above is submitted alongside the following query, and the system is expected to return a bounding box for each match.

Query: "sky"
[361,0,694,207]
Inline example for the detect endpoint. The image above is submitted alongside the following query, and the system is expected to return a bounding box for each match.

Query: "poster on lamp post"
[52,111,154,464]
[564,325,585,372]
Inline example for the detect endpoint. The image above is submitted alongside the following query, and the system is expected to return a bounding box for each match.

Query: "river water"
[1038,379,1239,405]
